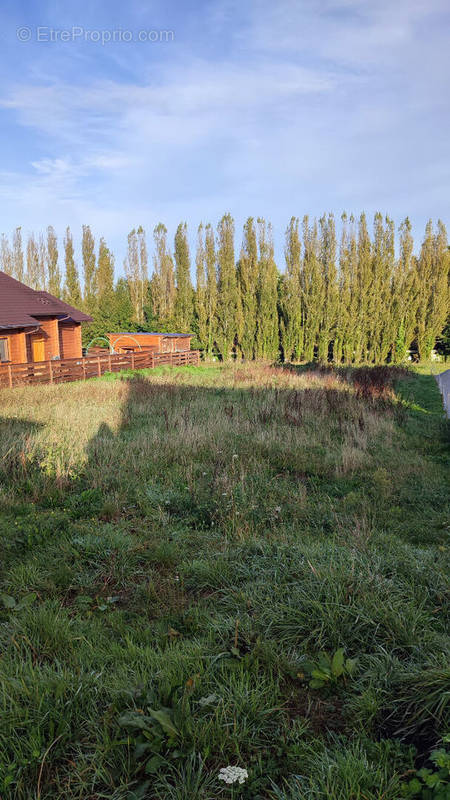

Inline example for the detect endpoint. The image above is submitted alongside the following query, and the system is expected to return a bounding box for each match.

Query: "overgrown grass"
[0,362,448,799]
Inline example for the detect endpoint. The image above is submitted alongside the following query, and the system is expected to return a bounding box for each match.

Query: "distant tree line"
[1,213,448,362]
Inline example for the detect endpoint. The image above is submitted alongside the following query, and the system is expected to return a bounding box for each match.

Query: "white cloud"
[0,0,447,266]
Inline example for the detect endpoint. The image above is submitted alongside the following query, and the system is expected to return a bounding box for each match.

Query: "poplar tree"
[317,213,338,362]
[26,234,41,290]
[335,213,358,363]
[47,226,61,297]
[1,234,14,276]
[368,213,396,363]
[215,213,237,360]
[195,224,208,350]
[82,225,97,313]
[63,227,82,306]
[97,237,115,302]
[13,227,24,282]
[88,237,116,337]
[137,226,148,324]
[124,229,140,324]
[280,217,302,361]
[431,220,450,350]
[392,218,417,363]
[416,220,435,360]
[301,216,325,361]
[237,217,258,359]
[205,223,217,356]
[173,222,193,331]
[255,219,279,359]
[151,224,176,325]
[355,213,372,362]
[124,227,148,324]
[416,220,450,359]
[38,232,47,290]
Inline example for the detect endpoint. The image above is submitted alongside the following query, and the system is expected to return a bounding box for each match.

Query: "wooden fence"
[0,349,200,389]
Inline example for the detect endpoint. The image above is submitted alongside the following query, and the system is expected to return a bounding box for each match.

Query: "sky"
[0,0,449,275]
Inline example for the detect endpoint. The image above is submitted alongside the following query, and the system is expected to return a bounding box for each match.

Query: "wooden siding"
[2,318,83,366]
[108,332,192,353]
[2,330,27,364]
[59,323,82,359]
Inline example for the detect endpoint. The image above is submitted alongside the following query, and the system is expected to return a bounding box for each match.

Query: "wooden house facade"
[0,271,92,366]
[108,332,193,354]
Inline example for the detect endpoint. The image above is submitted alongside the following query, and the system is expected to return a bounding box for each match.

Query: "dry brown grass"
[0,362,397,520]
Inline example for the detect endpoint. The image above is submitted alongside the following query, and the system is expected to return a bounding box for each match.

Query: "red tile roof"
[0,271,92,330]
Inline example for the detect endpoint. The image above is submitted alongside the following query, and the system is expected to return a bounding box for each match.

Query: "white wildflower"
[232,454,238,459]
[218,766,248,785]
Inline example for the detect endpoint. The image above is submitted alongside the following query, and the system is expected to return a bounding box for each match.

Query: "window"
[0,338,10,362]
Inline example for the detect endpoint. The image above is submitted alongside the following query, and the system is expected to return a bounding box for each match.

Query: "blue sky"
[0,0,449,274]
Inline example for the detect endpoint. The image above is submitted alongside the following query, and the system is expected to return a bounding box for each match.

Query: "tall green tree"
[301,216,325,361]
[97,237,115,303]
[368,213,396,363]
[137,225,148,324]
[392,218,418,363]
[279,217,302,361]
[354,213,372,362]
[317,213,338,362]
[416,220,449,360]
[124,227,148,324]
[255,219,279,359]
[195,224,208,350]
[237,217,258,359]
[63,227,82,306]
[151,223,176,326]
[205,223,217,356]
[26,234,41,290]
[47,226,61,297]
[173,222,193,331]
[215,213,237,360]
[82,225,97,313]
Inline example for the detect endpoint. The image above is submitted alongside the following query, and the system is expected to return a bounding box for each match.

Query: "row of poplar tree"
[1,212,448,362]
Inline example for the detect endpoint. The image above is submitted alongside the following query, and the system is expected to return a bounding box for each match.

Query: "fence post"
[49,360,53,384]
[108,353,112,372]
[151,352,154,369]
[97,356,101,377]
[196,350,200,366]
[131,351,135,370]
[8,364,12,388]
[82,358,86,380]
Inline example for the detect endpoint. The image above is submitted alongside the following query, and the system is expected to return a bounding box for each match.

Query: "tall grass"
[0,362,448,798]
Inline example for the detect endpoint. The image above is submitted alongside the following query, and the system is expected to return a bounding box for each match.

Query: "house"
[108,331,192,354]
[0,271,92,365]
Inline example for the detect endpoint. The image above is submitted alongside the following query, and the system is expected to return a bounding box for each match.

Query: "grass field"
[0,362,449,799]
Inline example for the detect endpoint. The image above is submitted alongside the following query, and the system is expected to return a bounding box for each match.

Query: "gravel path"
[435,368,450,417]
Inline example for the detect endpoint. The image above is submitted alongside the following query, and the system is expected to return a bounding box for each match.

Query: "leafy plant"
[117,685,194,780]
[400,738,450,799]
[300,648,357,689]
[0,592,37,612]
[119,706,180,775]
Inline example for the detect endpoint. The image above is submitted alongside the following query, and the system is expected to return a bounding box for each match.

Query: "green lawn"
[0,362,448,799]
